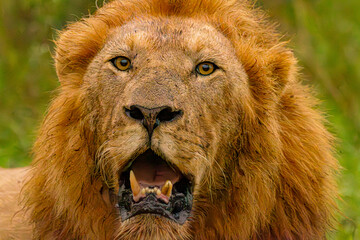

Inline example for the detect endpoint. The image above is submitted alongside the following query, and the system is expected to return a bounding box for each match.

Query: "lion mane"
[21,0,338,239]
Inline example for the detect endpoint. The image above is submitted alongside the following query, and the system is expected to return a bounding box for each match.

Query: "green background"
[0,0,359,238]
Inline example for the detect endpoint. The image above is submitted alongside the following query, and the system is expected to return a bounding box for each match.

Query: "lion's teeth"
[161,180,172,198]
[129,170,140,196]
[156,188,161,196]
[135,183,172,197]
[153,187,161,196]
[142,187,161,195]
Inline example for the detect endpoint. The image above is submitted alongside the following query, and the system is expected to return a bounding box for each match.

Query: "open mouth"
[117,149,193,225]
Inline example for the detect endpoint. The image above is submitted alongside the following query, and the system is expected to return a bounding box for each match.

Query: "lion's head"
[23,0,338,239]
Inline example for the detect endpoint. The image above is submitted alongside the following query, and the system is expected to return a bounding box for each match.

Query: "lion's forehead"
[105,17,235,62]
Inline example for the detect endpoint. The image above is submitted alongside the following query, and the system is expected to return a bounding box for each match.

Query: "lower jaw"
[117,185,193,225]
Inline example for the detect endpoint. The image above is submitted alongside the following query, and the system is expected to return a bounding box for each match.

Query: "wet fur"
[13,0,339,239]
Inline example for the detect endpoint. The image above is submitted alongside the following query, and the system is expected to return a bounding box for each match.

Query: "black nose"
[125,105,183,136]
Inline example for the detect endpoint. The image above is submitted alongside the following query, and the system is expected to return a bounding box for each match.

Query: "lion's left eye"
[196,62,218,76]
[111,56,131,71]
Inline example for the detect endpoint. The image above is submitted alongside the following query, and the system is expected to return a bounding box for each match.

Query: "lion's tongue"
[129,152,181,203]
[131,156,180,186]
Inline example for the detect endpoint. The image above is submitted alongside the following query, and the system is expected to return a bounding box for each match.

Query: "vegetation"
[0,0,358,238]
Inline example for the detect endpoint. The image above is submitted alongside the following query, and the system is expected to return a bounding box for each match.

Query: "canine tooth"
[161,180,173,198]
[130,170,140,196]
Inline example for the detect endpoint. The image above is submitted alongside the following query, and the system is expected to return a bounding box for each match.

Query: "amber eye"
[111,56,131,71]
[196,62,217,76]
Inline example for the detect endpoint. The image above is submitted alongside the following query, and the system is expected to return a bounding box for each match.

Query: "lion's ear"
[240,45,297,98]
[269,48,298,92]
[54,19,109,87]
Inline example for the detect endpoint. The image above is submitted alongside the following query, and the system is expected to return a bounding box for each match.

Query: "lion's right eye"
[111,56,131,71]
[196,62,218,76]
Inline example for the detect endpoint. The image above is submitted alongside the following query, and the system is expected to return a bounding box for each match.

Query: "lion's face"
[23,1,337,239]
[83,17,249,235]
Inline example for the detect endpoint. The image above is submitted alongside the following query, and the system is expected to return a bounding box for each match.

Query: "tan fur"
[0,168,31,239]
[2,0,338,239]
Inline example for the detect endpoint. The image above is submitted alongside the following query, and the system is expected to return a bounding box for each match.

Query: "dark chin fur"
[115,215,191,240]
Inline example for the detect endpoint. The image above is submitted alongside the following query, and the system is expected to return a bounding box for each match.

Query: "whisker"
[165,130,209,150]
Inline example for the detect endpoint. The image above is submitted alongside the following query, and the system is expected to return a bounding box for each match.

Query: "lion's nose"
[125,105,183,137]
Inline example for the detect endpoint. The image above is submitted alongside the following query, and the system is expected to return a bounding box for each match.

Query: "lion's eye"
[111,56,131,71]
[196,62,217,76]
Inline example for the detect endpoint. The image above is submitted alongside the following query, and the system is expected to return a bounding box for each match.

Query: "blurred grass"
[0,0,359,238]
[0,0,96,167]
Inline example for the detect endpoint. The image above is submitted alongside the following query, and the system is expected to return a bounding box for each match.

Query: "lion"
[0,0,339,239]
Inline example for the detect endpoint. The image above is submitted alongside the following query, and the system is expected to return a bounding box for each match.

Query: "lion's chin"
[115,214,190,239]
[117,149,193,225]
